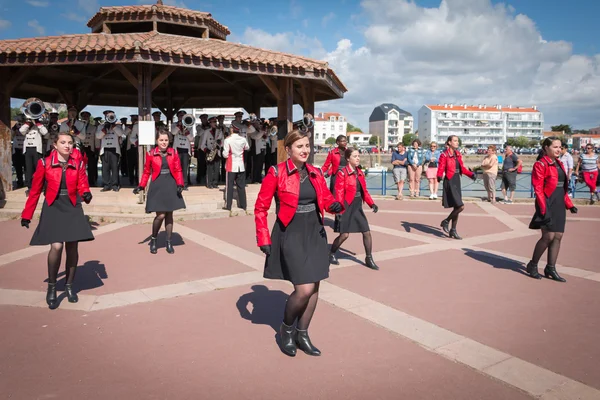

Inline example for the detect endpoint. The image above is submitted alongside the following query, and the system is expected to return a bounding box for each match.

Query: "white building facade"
[417,104,544,147]
[347,131,371,146]
[313,112,348,146]
[368,104,413,150]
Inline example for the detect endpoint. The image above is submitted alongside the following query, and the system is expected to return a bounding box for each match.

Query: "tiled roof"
[87,4,230,35]
[427,104,539,113]
[346,131,365,136]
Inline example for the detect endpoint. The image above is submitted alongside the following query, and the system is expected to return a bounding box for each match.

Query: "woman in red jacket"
[527,137,578,282]
[436,135,475,239]
[255,130,342,357]
[329,148,380,270]
[321,134,348,193]
[21,132,94,309]
[134,128,186,254]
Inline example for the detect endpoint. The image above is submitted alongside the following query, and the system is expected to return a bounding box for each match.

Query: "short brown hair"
[412,139,422,146]
[344,148,358,160]
[53,132,73,144]
[284,129,310,148]
[155,127,170,141]
[487,145,496,152]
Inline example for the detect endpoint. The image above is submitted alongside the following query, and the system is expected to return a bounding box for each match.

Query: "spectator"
[574,143,600,204]
[406,139,426,197]
[391,143,408,200]
[501,145,522,204]
[481,145,498,203]
[424,142,441,200]
[559,143,575,197]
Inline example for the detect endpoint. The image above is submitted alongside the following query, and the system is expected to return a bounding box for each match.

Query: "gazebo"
[0,0,347,199]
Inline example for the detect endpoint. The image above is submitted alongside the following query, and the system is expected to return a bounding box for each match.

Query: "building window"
[339,125,343,131]
[330,125,335,130]
[315,133,319,139]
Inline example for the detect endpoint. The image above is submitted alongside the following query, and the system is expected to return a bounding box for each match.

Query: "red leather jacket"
[437,149,474,180]
[255,159,340,247]
[22,151,90,220]
[321,147,343,177]
[334,165,375,212]
[532,155,574,216]
[139,147,184,188]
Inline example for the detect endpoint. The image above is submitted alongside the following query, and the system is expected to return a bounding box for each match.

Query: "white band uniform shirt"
[223,133,250,172]
[249,128,268,155]
[128,123,139,150]
[171,122,193,152]
[19,123,48,154]
[59,119,87,145]
[12,126,26,154]
[96,125,125,156]
[200,127,224,152]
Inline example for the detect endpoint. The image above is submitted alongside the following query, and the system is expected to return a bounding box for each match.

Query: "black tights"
[152,212,174,240]
[330,231,373,255]
[444,205,464,230]
[283,282,320,330]
[47,242,78,285]
[531,230,563,266]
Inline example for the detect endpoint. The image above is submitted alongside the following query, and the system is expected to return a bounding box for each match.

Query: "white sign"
[138,121,156,146]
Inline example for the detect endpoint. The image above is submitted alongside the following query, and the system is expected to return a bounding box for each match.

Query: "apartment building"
[368,104,413,149]
[347,131,371,146]
[417,104,544,146]
[313,112,348,146]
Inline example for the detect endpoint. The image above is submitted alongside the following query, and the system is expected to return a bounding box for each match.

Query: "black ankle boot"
[279,323,297,357]
[329,252,339,265]
[46,283,58,309]
[65,283,79,303]
[296,329,321,356]
[440,219,450,233]
[544,265,566,282]
[526,261,542,280]
[449,229,462,240]
[166,241,174,254]
[150,237,157,254]
[365,255,379,270]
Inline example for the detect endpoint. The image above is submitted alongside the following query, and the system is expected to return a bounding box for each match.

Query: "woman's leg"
[330,233,350,254]
[433,176,439,198]
[407,167,414,195]
[164,212,174,241]
[152,212,166,238]
[542,232,566,282]
[297,282,320,330]
[531,230,554,264]
[447,205,464,230]
[46,242,63,308]
[283,282,322,356]
[362,231,379,270]
[64,242,79,302]
[428,178,435,198]
[415,166,423,196]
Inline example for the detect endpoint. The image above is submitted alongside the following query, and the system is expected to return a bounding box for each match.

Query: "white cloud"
[163,0,187,7]
[0,19,11,30]
[61,12,86,22]
[26,0,49,7]
[27,19,45,35]
[240,0,600,130]
[78,0,98,16]
[322,12,336,27]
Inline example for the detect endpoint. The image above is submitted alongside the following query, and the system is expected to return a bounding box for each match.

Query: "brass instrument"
[22,98,46,120]
[242,113,259,125]
[293,113,314,135]
[268,125,278,137]
[69,118,76,135]
[49,123,59,132]
[205,148,219,162]
[105,112,117,124]
[182,114,196,129]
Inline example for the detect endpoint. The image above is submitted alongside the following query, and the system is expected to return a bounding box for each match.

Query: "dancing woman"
[329,148,380,270]
[134,128,186,254]
[527,137,578,282]
[321,134,348,193]
[255,130,343,357]
[21,132,94,309]
[437,135,475,239]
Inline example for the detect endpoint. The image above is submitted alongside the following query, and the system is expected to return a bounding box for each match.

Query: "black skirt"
[335,195,370,233]
[529,166,566,233]
[145,172,186,213]
[442,172,463,209]
[30,194,95,245]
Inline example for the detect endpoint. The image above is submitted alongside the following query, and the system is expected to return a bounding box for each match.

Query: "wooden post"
[276,78,293,164]
[137,64,152,203]
[302,85,315,164]
[0,70,11,200]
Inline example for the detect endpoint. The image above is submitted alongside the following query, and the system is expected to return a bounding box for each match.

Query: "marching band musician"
[11,115,26,188]
[79,111,100,186]
[96,110,124,192]
[265,118,278,174]
[152,111,169,144]
[194,113,209,185]
[222,122,250,213]
[19,110,48,191]
[233,111,256,181]
[59,106,86,152]
[201,116,224,189]
[119,117,130,179]
[171,110,193,190]
[126,114,139,186]
[249,119,268,184]
[45,112,61,156]
[218,114,229,183]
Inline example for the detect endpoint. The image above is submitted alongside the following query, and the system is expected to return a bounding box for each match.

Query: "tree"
[325,137,336,145]
[402,133,417,146]
[10,107,21,119]
[528,139,540,147]
[347,123,363,133]
[369,135,379,145]
[514,136,531,148]
[422,139,431,148]
[58,110,68,119]
[551,124,572,135]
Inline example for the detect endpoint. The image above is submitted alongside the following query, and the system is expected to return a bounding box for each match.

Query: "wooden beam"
[258,75,280,101]
[6,68,35,94]
[211,71,253,96]
[116,64,138,89]
[76,65,117,91]
[302,85,316,164]
[57,89,74,106]
[151,66,177,91]
[277,78,294,164]
[137,64,152,203]
[0,71,11,198]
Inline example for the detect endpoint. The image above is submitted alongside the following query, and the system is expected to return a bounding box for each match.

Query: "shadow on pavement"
[44,259,108,306]
[236,284,288,333]
[137,232,185,249]
[462,248,528,276]
[401,221,446,238]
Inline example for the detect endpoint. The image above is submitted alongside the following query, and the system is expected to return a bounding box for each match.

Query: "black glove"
[259,245,271,256]
[177,185,184,197]
[437,176,443,183]
[21,219,30,229]
[133,186,143,195]
[82,192,93,204]
[328,202,343,213]
[570,206,578,214]
[371,204,379,213]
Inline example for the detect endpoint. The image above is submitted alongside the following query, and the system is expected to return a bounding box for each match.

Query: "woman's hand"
[82,192,93,204]
[329,202,343,213]
[570,206,578,214]
[21,219,30,229]
[177,185,184,197]
[259,245,271,256]
[133,186,143,195]
[371,204,379,213]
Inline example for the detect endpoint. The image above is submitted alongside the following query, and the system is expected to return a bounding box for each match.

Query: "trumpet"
[293,113,314,133]
[182,114,196,129]
[268,125,278,137]
[242,113,259,125]
[49,123,59,132]
[105,112,117,124]
[22,97,46,120]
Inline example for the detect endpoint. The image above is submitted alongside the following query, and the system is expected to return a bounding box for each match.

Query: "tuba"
[293,113,314,134]
[105,112,117,124]
[182,114,196,129]
[22,98,46,120]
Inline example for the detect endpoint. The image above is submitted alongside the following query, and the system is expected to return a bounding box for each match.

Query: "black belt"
[296,203,316,213]
[160,169,171,175]
[59,189,69,196]
[177,148,189,154]
[104,147,117,152]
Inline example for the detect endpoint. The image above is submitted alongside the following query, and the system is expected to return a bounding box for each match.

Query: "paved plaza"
[1,199,599,399]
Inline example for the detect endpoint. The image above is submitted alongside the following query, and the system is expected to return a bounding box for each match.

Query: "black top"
[298,168,317,205]
[160,154,169,171]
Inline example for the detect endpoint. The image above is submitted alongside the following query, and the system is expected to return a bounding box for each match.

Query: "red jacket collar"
[151,147,174,156]
[343,165,363,176]
[540,155,556,165]
[50,151,77,168]
[444,149,461,159]
[285,158,319,177]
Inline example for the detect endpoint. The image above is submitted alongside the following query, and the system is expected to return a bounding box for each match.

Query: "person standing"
[391,143,407,200]
[501,145,522,204]
[264,118,278,173]
[20,132,94,309]
[321,135,348,193]
[194,114,209,185]
[19,114,48,191]
[574,143,600,204]
[406,139,426,197]
[96,110,124,192]
[527,138,578,281]
[481,145,498,203]
[425,141,441,200]
[222,122,250,213]
[329,148,379,270]
[78,111,99,186]
[559,144,574,197]
[255,130,342,357]
[171,110,193,190]
[201,116,224,189]
[134,128,186,255]
[232,111,256,181]
[126,115,139,186]
[119,117,129,178]
[437,135,476,240]
[249,122,268,184]
[11,116,26,188]
[217,115,229,184]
